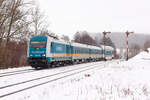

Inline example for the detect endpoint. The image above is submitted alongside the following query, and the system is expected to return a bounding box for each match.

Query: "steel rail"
[0,69,36,77]
[0,63,100,89]
[0,68,33,75]
[0,63,104,98]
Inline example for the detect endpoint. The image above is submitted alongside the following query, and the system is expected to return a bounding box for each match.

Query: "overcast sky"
[36,0,150,38]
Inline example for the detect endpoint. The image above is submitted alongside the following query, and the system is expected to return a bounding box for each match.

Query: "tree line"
[73,31,117,57]
[74,31,150,59]
[0,0,49,69]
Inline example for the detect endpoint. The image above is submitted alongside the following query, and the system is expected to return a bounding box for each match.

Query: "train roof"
[71,42,89,48]
[48,36,71,45]
[30,35,70,45]
[101,45,114,50]
[72,42,101,50]
[88,45,102,50]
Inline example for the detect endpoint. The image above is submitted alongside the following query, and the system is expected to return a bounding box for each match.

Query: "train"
[27,35,114,69]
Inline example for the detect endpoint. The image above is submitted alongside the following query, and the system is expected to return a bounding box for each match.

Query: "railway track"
[0,68,33,75]
[0,69,36,77]
[0,62,102,89]
[0,60,121,98]
[0,61,109,98]
[0,61,102,78]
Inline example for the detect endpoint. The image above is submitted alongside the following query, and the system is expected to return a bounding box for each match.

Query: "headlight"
[42,54,46,57]
[30,54,33,57]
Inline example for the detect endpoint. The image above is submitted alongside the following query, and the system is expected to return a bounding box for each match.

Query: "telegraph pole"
[103,31,111,60]
[126,31,134,61]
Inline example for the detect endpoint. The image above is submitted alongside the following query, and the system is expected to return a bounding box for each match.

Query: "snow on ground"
[1,49,150,100]
[0,62,103,88]
[0,66,31,73]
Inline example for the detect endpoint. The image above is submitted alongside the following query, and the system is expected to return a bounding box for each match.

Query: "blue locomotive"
[27,35,114,69]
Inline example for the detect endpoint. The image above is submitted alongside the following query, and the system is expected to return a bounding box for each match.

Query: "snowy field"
[1,49,150,100]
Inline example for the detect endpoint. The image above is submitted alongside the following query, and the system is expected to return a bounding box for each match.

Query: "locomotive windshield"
[30,41,46,48]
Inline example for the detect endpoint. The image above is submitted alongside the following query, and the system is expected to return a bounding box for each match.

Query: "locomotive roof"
[30,35,47,41]
[48,36,71,45]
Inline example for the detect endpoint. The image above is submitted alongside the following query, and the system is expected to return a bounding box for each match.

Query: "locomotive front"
[27,35,48,68]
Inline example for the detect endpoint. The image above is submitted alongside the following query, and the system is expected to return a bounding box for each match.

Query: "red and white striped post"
[126,31,134,61]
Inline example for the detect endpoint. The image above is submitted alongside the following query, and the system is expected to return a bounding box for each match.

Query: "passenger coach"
[27,35,114,69]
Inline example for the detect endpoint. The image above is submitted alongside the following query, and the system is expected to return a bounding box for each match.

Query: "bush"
[0,41,28,69]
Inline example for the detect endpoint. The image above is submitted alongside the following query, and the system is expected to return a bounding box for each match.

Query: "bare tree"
[144,40,150,50]
[74,31,96,45]
[74,31,81,43]
[0,0,32,45]
[129,43,141,57]
[0,0,53,69]
[0,0,33,69]
[0,0,5,6]
[81,31,96,45]
[31,6,49,36]
[61,35,70,41]
[100,36,115,47]
[0,0,9,44]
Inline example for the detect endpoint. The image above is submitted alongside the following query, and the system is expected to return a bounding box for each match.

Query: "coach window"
[76,48,77,54]
[75,48,76,54]
[83,49,84,54]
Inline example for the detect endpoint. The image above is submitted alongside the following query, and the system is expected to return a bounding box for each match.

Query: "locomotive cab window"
[30,41,46,48]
